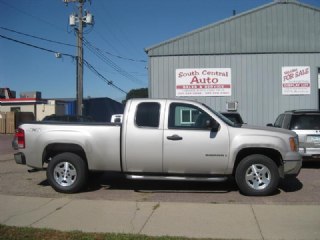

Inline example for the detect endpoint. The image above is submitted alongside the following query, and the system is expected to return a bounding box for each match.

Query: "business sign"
[175,68,232,97]
[282,66,311,95]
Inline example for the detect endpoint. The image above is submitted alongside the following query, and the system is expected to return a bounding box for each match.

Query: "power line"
[0,0,67,33]
[0,26,76,47]
[104,50,146,63]
[92,28,121,55]
[84,60,127,94]
[0,33,127,95]
[93,2,142,57]
[92,29,146,62]
[83,38,145,85]
[91,3,131,55]
[0,34,74,57]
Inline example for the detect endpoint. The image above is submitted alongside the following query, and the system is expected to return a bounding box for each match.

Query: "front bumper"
[299,148,320,160]
[282,152,302,177]
[14,152,26,165]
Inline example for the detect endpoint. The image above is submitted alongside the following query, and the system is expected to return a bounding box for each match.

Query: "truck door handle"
[167,135,183,141]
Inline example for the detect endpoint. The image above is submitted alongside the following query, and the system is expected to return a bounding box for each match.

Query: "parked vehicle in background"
[13,99,301,196]
[267,110,320,161]
[42,114,93,122]
[220,112,244,125]
[110,114,123,123]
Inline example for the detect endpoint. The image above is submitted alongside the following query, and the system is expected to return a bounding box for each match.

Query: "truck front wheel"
[47,152,88,193]
[235,154,280,196]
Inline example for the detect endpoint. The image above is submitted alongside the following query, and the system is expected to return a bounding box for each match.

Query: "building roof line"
[145,0,320,54]
[0,98,45,104]
[147,51,320,58]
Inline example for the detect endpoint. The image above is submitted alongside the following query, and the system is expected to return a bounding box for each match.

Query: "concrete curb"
[1,194,319,239]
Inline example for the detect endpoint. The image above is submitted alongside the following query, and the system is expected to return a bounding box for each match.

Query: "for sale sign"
[175,68,232,97]
[282,66,311,95]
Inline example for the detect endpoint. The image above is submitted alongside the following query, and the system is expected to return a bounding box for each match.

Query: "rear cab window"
[135,102,160,128]
[290,114,320,130]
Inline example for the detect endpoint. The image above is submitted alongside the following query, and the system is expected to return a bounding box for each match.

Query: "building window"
[181,109,199,124]
[169,103,212,130]
[10,107,21,112]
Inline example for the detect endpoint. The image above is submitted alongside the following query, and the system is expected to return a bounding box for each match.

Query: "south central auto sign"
[175,68,232,97]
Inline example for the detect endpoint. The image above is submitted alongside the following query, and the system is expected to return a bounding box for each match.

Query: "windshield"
[221,113,244,124]
[201,104,236,126]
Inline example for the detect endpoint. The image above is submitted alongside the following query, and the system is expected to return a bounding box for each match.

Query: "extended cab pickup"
[13,99,302,196]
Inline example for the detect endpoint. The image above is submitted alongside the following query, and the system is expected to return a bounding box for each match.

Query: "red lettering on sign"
[190,76,219,84]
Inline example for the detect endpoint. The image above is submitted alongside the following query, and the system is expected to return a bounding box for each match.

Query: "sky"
[1,0,320,102]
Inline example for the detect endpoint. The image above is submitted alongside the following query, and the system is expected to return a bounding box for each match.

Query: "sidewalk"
[0,194,319,240]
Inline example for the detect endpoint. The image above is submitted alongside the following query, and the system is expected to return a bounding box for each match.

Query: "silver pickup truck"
[13,99,302,196]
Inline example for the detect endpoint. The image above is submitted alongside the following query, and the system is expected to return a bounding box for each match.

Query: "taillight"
[15,128,25,149]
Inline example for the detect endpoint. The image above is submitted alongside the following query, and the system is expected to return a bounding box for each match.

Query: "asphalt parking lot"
[1,134,320,205]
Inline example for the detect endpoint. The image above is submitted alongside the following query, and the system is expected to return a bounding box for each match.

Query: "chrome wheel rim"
[53,162,77,187]
[245,164,271,190]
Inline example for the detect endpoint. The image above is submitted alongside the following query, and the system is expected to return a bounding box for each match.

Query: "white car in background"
[110,114,123,123]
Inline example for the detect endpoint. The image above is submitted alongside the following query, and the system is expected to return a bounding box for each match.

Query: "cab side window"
[135,102,160,128]
[168,103,212,130]
[274,114,284,128]
[282,114,292,129]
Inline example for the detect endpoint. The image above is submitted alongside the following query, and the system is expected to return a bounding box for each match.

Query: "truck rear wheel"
[47,152,88,193]
[235,154,279,196]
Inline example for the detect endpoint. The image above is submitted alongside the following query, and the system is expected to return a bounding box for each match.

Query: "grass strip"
[0,224,222,240]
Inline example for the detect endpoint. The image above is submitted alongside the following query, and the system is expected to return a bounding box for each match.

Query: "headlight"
[289,136,299,152]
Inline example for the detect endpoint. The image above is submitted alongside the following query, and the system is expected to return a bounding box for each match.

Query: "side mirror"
[206,119,220,131]
[266,123,273,127]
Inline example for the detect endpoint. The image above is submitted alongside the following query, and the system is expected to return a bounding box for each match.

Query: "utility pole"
[64,0,94,116]
[76,1,84,116]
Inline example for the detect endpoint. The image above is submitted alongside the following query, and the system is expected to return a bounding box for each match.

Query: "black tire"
[47,152,88,193]
[235,154,280,196]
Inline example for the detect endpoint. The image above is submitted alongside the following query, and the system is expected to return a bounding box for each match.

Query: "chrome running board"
[126,174,228,182]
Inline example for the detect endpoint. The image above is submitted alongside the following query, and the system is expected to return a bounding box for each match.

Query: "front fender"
[227,135,287,173]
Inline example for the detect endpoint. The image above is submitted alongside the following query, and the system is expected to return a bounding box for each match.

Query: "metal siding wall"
[150,53,319,126]
[147,3,320,56]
